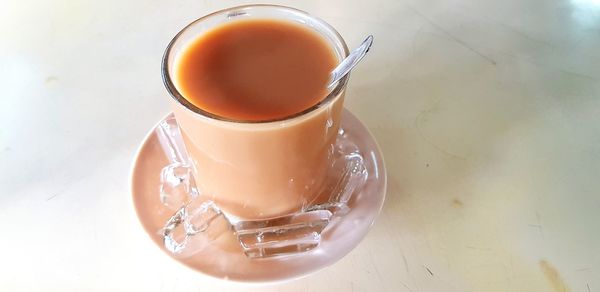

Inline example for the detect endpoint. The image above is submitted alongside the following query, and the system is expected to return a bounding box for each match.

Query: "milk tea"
[170,18,345,219]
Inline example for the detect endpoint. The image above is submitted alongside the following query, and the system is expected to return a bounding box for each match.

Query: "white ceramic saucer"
[130,109,386,283]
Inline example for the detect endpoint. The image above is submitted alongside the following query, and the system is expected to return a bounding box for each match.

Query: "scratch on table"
[576,267,590,272]
[424,265,434,276]
[414,111,467,161]
[493,49,596,85]
[46,193,60,201]
[466,245,492,251]
[405,5,497,66]
[371,254,386,284]
[399,281,414,292]
[41,173,88,202]
[318,14,398,29]
[558,69,596,81]
[497,22,556,49]
[528,211,545,237]
[403,255,410,273]
[411,24,425,56]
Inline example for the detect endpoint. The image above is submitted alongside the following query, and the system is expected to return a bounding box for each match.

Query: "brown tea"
[167,12,347,219]
[174,19,337,121]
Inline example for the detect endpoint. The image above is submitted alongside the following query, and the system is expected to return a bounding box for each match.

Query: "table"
[2,0,599,291]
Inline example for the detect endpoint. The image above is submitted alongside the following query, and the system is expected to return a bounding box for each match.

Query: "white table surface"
[2,0,600,291]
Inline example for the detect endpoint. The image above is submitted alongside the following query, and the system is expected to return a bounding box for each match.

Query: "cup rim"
[161,4,350,124]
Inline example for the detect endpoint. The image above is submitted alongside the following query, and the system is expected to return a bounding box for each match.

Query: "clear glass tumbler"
[161,5,350,220]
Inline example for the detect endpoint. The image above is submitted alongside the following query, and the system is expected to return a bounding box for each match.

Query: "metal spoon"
[327,35,374,89]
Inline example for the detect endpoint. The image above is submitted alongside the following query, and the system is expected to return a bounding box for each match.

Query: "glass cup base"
[156,113,368,259]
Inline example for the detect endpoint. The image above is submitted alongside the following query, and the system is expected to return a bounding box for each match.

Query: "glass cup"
[161,5,350,220]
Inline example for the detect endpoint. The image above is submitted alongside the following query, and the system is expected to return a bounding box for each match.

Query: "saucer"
[130,109,387,283]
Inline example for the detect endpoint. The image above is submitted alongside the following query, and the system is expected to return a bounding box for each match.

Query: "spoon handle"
[327,35,373,89]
